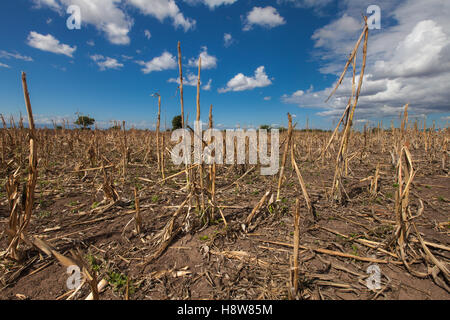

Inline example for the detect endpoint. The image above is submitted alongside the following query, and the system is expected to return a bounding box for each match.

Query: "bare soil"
[0,129,449,300]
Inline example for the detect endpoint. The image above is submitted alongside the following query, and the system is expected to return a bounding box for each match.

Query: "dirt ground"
[0,128,449,300]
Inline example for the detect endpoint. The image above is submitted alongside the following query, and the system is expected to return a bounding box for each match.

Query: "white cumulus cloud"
[243,6,286,31]
[283,0,450,119]
[219,66,272,93]
[127,0,196,32]
[168,73,212,90]
[188,47,217,69]
[27,31,76,57]
[91,54,124,71]
[136,51,177,74]
[33,0,133,45]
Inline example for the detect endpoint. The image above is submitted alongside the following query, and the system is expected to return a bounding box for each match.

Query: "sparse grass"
[86,254,101,272]
[37,211,51,219]
[91,201,100,209]
[107,271,134,295]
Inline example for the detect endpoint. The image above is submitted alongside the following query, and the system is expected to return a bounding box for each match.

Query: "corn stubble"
[0,26,449,299]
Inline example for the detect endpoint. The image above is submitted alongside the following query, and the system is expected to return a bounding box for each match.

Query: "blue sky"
[0,0,449,129]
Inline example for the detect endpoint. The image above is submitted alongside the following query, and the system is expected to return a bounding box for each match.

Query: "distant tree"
[259,124,271,130]
[75,115,95,129]
[172,115,182,130]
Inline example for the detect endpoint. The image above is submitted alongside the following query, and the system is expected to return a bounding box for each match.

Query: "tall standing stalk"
[330,18,369,202]
[208,105,216,220]
[276,113,293,201]
[153,93,162,175]
[122,120,128,180]
[6,72,38,260]
[291,199,301,298]
[195,56,205,214]
[177,42,185,129]
[178,41,189,189]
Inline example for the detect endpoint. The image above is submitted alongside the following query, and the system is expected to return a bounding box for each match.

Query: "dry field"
[0,115,448,300]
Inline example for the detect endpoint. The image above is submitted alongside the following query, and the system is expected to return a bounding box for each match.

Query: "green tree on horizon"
[74,115,95,129]
[172,115,182,130]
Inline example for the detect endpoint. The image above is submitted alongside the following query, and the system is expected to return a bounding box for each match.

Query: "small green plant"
[199,235,209,241]
[437,196,445,202]
[91,201,100,209]
[68,200,79,206]
[385,192,393,199]
[108,271,134,295]
[151,195,159,203]
[351,244,359,256]
[37,211,51,219]
[86,254,101,272]
[393,183,399,188]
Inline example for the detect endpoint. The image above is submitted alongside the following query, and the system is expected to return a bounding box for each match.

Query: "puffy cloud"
[243,6,286,31]
[27,31,76,57]
[90,54,124,70]
[219,66,272,93]
[127,0,196,31]
[188,47,217,69]
[283,0,450,119]
[373,20,449,79]
[0,62,11,68]
[168,73,212,90]
[144,29,151,39]
[32,0,133,45]
[136,51,177,74]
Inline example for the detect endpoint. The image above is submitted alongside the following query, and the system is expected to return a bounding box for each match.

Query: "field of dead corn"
[0,24,449,300]
[0,109,448,300]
